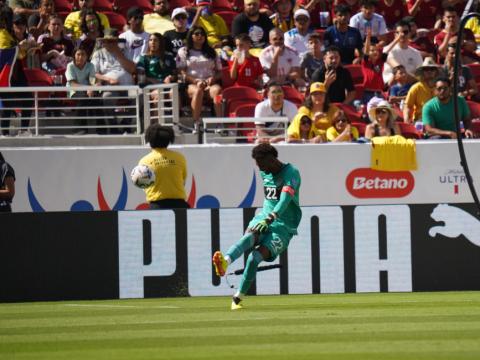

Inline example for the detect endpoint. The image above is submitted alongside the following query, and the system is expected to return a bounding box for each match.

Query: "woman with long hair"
[176,26,222,134]
[78,8,104,59]
[295,82,339,132]
[137,32,176,85]
[326,109,359,142]
[365,100,401,139]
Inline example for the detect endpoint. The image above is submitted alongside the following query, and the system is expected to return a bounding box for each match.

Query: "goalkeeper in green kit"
[213,143,302,310]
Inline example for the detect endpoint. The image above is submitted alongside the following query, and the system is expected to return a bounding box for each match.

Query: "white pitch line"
[64,304,179,309]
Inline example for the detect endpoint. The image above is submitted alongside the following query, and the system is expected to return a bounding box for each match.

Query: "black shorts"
[149,199,190,210]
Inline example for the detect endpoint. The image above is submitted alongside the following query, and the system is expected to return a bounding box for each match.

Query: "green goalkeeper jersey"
[249,163,302,236]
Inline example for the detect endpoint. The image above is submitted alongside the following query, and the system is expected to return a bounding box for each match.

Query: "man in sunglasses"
[422,77,473,139]
[119,7,149,63]
[382,19,422,86]
[284,9,313,56]
[164,7,189,56]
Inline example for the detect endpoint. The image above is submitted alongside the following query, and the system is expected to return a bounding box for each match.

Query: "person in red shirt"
[360,26,391,103]
[406,0,442,30]
[229,33,264,89]
[376,0,408,30]
[406,16,436,59]
[434,6,477,63]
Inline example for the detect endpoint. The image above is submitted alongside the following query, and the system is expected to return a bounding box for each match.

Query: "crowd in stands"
[0,0,479,141]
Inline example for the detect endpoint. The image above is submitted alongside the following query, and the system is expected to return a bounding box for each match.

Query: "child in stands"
[360,26,388,104]
[388,64,411,107]
[229,33,263,89]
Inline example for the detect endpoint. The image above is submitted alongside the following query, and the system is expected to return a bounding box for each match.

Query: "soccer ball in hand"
[130,164,155,189]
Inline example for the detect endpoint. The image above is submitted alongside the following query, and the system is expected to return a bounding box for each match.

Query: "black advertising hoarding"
[1,203,479,302]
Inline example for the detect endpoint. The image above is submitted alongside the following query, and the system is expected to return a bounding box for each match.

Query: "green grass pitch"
[1,292,480,359]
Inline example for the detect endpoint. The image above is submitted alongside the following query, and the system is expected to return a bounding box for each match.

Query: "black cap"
[126,6,144,20]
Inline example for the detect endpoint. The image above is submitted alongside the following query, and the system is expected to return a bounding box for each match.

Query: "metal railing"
[202,116,289,144]
[142,83,180,130]
[0,83,180,136]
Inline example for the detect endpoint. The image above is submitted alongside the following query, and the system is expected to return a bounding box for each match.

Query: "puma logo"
[429,204,480,247]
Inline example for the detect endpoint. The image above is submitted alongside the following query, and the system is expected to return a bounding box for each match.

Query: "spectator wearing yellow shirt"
[143,0,175,35]
[465,13,480,46]
[138,124,190,209]
[403,57,440,124]
[64,0,110,40]
[287,114,325,143]
[271,0,295,33]
[191,0,232,49]
[295,82,339,131]
[326,109,360,142]
[0,6,16,49]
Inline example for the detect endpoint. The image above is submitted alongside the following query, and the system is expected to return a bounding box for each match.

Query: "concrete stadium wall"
[2,140,480,212]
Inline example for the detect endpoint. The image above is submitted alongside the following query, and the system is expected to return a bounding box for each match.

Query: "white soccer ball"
[130,164,155,189]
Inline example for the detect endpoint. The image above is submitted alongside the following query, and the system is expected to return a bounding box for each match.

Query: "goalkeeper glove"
[252,213,277,233]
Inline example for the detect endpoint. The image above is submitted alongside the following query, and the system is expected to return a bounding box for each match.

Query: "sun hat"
[368,100,397,123]
[414,57,441,77]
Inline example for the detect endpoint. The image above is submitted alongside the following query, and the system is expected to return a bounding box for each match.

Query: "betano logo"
[346,168,414,198]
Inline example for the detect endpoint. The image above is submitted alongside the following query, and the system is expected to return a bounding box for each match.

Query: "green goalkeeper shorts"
[257,230,292,262]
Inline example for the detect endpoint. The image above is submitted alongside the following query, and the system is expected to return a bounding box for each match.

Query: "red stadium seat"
[351,122,366,137]
[115,0,153,18]
[281,85,304,106]
[467,100,480,119]
[344,64,363,85]
[471,119,480,137]
[230,103,256,141]
[168,0,192,10]
[397,122,421,139]
[221,66,234,88]
[54,0,73,12]
[334,102,362,123]
[354,83,364,100]
[93,0,114,12]
[231,103,255,117]
[221,85,261,115]
[103,12,127,31]
[213,10,237,32]
[212,0,236,12]
[24,68,54,86]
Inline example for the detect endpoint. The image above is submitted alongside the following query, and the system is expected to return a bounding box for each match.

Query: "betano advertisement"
[2,140,479,212]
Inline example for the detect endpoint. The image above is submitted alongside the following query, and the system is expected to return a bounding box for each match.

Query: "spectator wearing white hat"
[365,100,401,139]
[164,8,189,56]
[284,8,313,56]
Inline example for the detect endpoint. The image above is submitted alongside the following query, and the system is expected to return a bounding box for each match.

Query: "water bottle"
[137,66,146,87]
[415,121,423,132]
[353,100,362,113]
[233,49,245,64]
